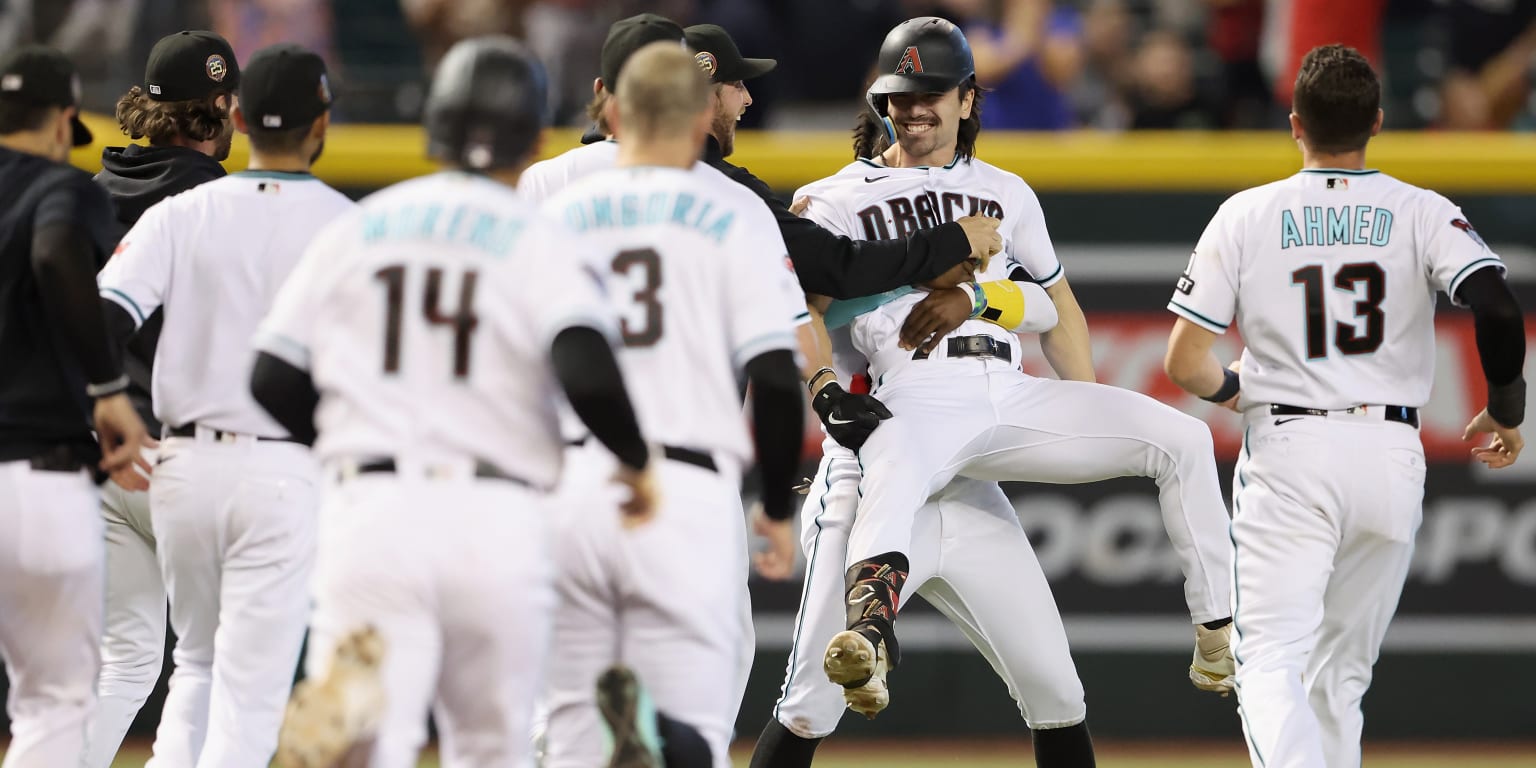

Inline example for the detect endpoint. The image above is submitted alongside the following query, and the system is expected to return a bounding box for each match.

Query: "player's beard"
[212,121,234,162]
[711,107,736,158]
[896,119,948,164]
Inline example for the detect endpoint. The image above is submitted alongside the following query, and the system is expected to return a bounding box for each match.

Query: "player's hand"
[900,287,973,354]
[811,383,892,452]
[613,460,660,527]
[95,394,154,485]
[1463,408,1523,469]
[957,215,1002,272]
[751,504,797,580]
[790,196,811,217]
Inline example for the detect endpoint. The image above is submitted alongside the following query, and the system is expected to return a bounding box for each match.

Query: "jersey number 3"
[612,248,662,347]
[375,265,480,378]
[1291,263,1384,359]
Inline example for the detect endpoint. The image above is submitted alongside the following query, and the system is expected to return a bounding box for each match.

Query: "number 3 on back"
[613,248,663,348]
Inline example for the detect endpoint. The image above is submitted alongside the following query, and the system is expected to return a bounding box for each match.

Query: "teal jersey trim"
[1298,168,1380,176]
[824,286,915,329]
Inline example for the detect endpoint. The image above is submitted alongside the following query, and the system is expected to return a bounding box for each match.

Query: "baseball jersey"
[99,171,354,437]
[796,156,1062,375]
[256,171,615,488]
[1168,168,1504,410]
[518,140,620,205]
[542,164,806,467]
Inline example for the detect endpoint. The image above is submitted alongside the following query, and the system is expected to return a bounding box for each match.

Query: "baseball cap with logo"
[239,44,332,131]
[145,30,240,101]
[683,25,776,84]
[0,45,92,146]
[600,13,686,93]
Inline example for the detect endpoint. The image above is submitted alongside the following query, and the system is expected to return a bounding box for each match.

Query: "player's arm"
[801,301,894,451]
[250,352,319,444]
[1164,318,1240,409]
[32,177,149,477]
[727,165,984,299]
[551,327,649,471]
[98,201,174,348]
[899,259,1060,354]
[1454,266,1526,467]
[1038,277,1095,382]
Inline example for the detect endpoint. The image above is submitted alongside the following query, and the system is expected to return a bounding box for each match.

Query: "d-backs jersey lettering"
[1168,169,1504,410]
[255,172,615,488]
[542,164,806,468]
[796,156,1062,379]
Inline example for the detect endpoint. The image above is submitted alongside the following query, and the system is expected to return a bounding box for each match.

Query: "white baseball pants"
[144,433,317,768]
[1231,409,1424,768]
[851,359,1232,624]
[81,449,163,768]
[0,460,102,768]
[771,442,1086,737]
[306,463,555,768]
[543,443,749,768]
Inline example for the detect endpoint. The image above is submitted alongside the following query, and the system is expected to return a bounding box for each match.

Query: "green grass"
[69,740,1536,767]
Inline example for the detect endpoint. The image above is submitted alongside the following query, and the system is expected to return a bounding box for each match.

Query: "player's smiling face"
[886,87,972,167]
[711,80,752,158]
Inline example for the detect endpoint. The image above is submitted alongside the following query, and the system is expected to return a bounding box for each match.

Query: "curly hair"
[115,86,231,145]
[1292,44,1379,154]
[853,80,984,161]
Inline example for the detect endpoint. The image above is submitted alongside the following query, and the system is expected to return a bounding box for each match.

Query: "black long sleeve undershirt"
[551,326,649,470]
[703,137,971,300]
[744,349,804,522]
[250,351,319,444]
[1454,265,1526,426]
[31,221,122,389]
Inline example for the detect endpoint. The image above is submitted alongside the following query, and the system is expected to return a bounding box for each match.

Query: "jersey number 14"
[374,265,479,378]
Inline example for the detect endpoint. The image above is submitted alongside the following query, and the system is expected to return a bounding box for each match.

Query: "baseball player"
[752,18,1237,764]
[84,30,241,768]
[538,42,807,768]
[0,45,150,768]
[252,37,659,768]
[1164,44,1525,768]
[96,44,352,768]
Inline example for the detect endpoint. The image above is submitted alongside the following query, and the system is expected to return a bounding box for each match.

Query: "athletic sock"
[748,718,823,768]
[1032,721,1097,768]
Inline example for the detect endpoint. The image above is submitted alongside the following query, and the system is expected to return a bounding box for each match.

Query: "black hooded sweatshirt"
[95,144,226,430]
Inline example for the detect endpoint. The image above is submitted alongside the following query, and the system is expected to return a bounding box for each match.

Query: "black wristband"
[1201,368,1240,404]
[1487,376,1526,428]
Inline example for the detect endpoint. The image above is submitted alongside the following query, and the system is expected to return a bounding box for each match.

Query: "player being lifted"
[1164,45,1524,768]
[538,42,807,768]
[763,18,1237,760]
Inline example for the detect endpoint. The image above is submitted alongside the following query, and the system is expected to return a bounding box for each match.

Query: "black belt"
[1270,403,1419,428]
[166,424,297,443]
[27,444,89,474]
[912,335,1012,362]
[566,438,718,474]
[350,458,533,487]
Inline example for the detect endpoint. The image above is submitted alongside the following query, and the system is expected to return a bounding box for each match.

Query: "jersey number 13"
[1291,263,1385,359]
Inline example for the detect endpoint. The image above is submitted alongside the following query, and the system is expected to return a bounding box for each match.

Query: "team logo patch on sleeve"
[895,46,924,74]
[1451,218,1486,247]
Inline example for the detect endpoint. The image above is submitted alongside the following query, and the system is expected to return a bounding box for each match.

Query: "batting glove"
[812,382,893,451]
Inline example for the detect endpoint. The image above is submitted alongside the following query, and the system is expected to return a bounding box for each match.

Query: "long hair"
[853,79,984,161]
[115,85,231,145]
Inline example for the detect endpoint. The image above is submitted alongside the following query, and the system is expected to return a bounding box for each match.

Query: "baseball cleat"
[824,630,890,718]
[597,665,664,768]
[276,625,387,768]
[1190,622,1236,696]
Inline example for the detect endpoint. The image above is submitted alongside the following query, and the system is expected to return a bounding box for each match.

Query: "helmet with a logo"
[866,16,975,117]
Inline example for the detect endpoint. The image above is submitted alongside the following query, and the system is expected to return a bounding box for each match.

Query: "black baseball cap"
[683,24,776,84]
[600,13,686,93]
[0,45,91,146]
[240,44,332,131]
[145,30,239,102]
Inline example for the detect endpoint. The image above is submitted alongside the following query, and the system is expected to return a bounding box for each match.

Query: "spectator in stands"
[1438,0,1536,130]
[1072,0,1135,129]
[1206,0,1277,128]
[957,0,1086,130]
[1127,28,1217,129]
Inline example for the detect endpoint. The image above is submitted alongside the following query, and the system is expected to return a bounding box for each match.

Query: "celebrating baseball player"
[256,36,657,768]
[0,44,151,768]
[748,18,1238,765]
[84,30,241,768]
[96,43,351,768]
[538,42,807,768]
[1164,44,1525,768]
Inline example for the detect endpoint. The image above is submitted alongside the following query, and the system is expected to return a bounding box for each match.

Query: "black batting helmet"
[425,36,548,171]
[866,17,975,117]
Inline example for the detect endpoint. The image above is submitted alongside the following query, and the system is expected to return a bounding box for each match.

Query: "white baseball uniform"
[98,170,353,768]
[1169,168,1504,768]
[517,138,618,205]
[538,163,805,768]
[767,154,1233,735]
[256,169,610,768]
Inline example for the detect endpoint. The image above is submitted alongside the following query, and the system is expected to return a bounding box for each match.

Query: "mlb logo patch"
[1326,177,1348,190]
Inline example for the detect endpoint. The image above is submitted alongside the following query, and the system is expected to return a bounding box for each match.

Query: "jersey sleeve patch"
[1450,218,1487,248]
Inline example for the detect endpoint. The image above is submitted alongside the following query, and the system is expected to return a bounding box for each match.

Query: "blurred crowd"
[3,0,1533,131]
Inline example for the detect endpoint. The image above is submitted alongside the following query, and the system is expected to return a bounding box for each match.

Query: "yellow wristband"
[977,280,1026,331]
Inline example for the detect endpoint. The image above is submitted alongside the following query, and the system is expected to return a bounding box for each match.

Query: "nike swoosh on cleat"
[1274,417,1303,426]
[864,176,889,183]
